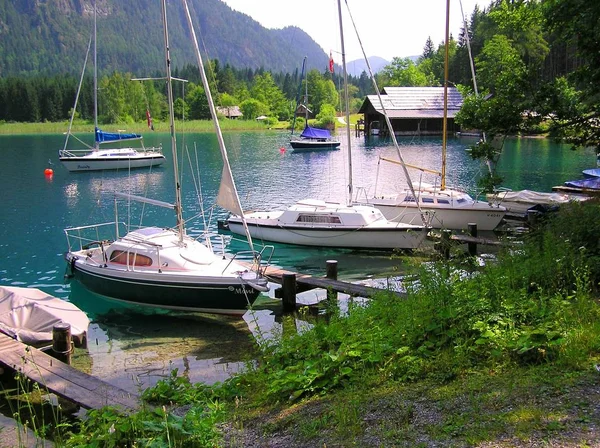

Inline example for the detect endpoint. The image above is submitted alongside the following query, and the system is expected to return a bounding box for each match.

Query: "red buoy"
[44,168,53,176]
[279,147,286,154]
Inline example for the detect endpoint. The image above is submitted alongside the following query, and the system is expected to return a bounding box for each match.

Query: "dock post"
[468,223,478,256]
[52,322,72,365]
[282,273,297,313]
[441,229,451,260]
[326,260,338,303]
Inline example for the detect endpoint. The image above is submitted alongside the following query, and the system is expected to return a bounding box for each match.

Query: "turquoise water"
[0,130,594,390]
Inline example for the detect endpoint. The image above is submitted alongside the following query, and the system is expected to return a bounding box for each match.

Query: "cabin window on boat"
[422,197,435,203]
[296,214,342,224]
[109,250,153,267]
[437,199,450,204]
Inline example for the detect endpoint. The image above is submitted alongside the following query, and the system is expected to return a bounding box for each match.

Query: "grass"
[5,201,600,446]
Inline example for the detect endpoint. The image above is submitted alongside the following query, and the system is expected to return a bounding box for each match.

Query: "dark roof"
[359,87,463,118]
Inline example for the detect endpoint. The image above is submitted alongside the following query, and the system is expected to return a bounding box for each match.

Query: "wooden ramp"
[264,266,407,299]
[0,333,139,412]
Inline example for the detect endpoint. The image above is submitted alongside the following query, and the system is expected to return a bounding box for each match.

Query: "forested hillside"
[0,0,329,76]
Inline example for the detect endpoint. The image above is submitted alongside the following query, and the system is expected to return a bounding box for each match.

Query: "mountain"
[0,0,331,77]
[345,56,390,77]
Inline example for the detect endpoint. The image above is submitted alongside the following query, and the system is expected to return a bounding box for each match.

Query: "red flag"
[329,51,334,74]
[146,109,154,130]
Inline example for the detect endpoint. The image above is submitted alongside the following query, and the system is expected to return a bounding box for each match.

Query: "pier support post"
[441,229,451,260]
[326,260,338,303]
[52,322,72,365]
[468,223,478,256]
[282,273,297,313]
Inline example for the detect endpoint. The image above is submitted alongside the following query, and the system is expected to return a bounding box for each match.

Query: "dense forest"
[0,0,329,76]
[1,0,600,157]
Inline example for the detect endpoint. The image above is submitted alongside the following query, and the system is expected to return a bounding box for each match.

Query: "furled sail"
[299,126,332,139]
[95,127,142,144]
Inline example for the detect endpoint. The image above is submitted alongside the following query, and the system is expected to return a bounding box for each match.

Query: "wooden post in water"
[281,273,297,313]
[52,322,72,365]
[326,260,338,303]
[468,223,478,256]
[441,229,451,260]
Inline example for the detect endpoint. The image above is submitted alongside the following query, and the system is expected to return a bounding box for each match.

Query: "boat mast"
[441,0,450,190]
[160,0,185,241]
[93,0,99,150]
[337,0,353,206]
[290,57,307,136]
[181,0,256,254]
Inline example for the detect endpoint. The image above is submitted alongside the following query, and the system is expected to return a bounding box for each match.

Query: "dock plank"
[264,266,407,298]
[0,334,139,412]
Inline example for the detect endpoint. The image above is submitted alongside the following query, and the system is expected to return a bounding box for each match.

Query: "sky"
[221,0,484,62]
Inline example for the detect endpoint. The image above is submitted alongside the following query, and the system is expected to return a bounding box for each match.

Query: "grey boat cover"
[0,286,89,346]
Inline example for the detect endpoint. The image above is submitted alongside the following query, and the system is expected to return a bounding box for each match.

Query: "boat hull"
[372,203,505,231]
[227,219,426,249]
[60,154,165,172]
[289,140,341,151]
[66,257,262,316]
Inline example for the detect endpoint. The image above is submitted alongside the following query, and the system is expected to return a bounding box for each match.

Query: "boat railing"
[64,222,123,252]
[222,245,275,277]
[59,149,94,158]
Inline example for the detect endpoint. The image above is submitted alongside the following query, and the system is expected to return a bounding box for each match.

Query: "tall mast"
[441,0,450,190]
[181,0,256,254]
[160,0,184,240]
[93,0,98,150]
[337,0,352,206]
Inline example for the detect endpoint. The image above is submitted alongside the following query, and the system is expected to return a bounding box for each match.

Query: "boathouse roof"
[358,86,463,119]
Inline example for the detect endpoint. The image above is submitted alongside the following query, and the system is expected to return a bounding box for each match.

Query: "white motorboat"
[63,0,270,316]
[226,1,428,250]
[0,286,89,347]
[226,199,426,250]
[59,1,164,172]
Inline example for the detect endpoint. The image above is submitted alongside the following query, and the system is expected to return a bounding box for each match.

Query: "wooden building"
[358,86,463,136]
[216,106,243,119]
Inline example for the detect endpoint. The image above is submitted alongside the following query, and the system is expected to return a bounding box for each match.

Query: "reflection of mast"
[441,0,450,190]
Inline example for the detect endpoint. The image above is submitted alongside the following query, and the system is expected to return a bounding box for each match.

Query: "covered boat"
[290,126,341,151]
[0,286,89,347]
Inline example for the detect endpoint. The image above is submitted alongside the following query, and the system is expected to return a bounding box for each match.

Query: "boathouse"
[358,86,463,136]
[217,106,243,119]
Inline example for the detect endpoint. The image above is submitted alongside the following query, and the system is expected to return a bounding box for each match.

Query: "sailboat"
[289,57,341,151]
[63,0,270,316]
[354,0,506,231]
[59,1,165,172]
[225,0,427,250]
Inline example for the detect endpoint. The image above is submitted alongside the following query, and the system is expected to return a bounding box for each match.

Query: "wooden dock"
[264,265,406,299]
[0,333,139,412]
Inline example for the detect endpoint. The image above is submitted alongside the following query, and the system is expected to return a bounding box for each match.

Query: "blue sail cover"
[95,127,142,143]
[299,126,332,139]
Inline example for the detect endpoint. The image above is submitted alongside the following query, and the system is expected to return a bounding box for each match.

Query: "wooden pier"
[0,333,139,412]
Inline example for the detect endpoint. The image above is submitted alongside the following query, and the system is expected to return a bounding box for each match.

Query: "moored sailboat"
[353,0,506,231]
[63,0,270,316]
[59,0,165,172]
[226,0,428,250]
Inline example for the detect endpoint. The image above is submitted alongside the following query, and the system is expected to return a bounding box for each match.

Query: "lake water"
[0,130,595,392]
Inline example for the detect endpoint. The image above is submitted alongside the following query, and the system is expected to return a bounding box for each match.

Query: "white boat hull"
[60,152,165,172]
[226,200,428,250]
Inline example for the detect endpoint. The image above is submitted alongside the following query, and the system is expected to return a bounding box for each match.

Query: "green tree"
[185,84,210,120]
[240,98,269,120]
[251,72,288,120]
[380,57,430,87]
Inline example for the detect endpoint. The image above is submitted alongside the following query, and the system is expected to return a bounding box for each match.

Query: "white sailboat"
[59,0,165,172]
[63,0,270,316]
[226,0,428,250]
[354,0,506,231]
